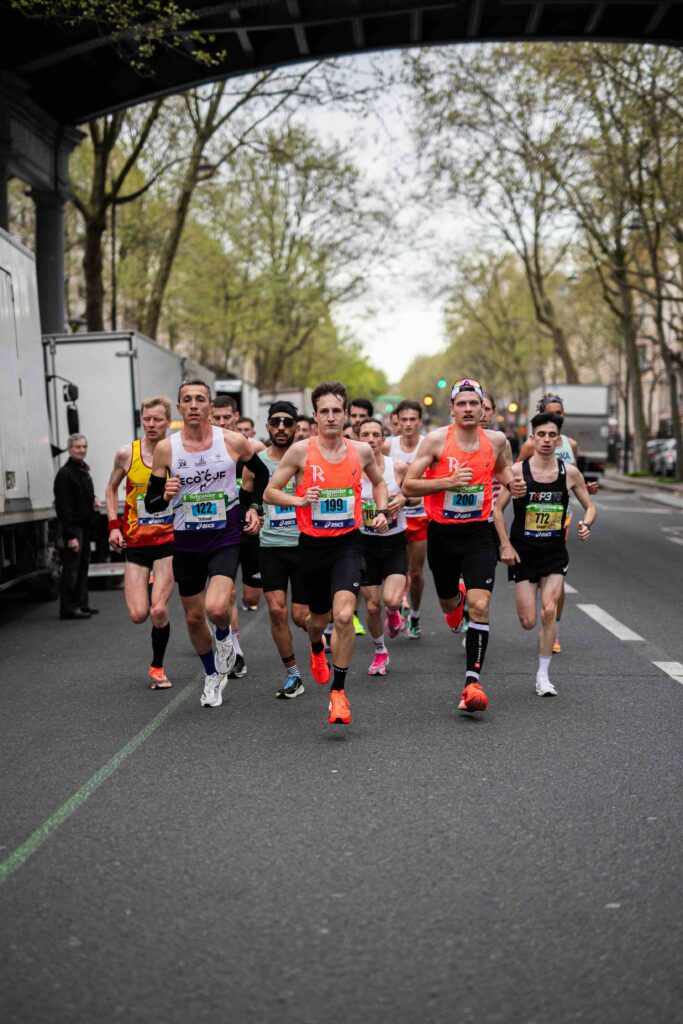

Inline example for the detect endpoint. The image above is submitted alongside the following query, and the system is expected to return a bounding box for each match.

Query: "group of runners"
[105,376,596,725]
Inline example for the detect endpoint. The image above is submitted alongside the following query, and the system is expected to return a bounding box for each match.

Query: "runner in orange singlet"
[106,396,175,688]
[403,378,526,714]
[265,381,389,726]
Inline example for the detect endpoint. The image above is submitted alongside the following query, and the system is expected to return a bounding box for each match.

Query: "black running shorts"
[298,530,365,615]
[173,544,240,598]
[259,545,307,605]
[361,531,408,588]
[427,520,497,599]
[239,531,262,589]
[507,539,568,584]
[125,541,174,569]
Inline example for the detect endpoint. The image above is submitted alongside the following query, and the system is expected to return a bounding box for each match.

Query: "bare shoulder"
[114,442,133,468]
[566,463,584,485]
[484,429,505,453]
[351,438,374,466]
[250,438,266,454]
[420,426,446,453]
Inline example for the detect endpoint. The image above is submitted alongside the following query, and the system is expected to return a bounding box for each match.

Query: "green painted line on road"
[0,679,197,885]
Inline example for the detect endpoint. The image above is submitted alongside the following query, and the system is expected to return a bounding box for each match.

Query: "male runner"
[244,401,309,698]
[233,416,265,660]
[349,398,374,437]
[106,396,175,688]
[384,400,428,638]
[145,379,268,708]
[389,411,400,437]
[265,381,389,726]
[494,412,596,695]
[295,415,312,441]
[403,378,526,713]
[236,416,258,440]
[212,394,239,430]
[358,418,408,676]
[518,393,599,652]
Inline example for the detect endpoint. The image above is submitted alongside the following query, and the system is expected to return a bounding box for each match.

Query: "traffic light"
[437,378,447,389]
[423,394,434,407]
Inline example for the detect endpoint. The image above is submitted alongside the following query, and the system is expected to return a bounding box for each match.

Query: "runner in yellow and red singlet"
[265,381,388,726]
[403,378,526,714]
[106,396,175,689]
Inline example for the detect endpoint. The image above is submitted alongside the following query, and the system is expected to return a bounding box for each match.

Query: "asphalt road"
[1,491,682,1024]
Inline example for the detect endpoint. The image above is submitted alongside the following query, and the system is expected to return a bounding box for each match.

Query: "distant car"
[651,439,677,477]
[647,439,668,473]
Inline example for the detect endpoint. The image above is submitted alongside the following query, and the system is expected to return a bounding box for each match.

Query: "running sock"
[282,653,301,678]
[537,654,552,678]
[215,625,230,641]
[199,649,217,675]
[232,629,243,657]
[311,639,325,655]
[332,665,348,692]
[324,622,334,637]
[410,608,421,620]
[373,636,387,654]
[151,623,170,668]
[465,621,490,681]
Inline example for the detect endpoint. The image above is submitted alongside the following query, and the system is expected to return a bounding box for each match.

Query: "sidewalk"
[601,468,683,510]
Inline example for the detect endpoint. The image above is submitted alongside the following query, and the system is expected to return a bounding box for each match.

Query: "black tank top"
[511,459,569,544]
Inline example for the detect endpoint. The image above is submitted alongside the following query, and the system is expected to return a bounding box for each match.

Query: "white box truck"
[528,384,610,474]
[43,331,215,573]
[0,229,60,598]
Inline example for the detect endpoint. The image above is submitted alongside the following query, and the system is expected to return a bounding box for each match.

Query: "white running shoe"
[535,676,558,697]
[215,632,237,675]
[200,671,226,708]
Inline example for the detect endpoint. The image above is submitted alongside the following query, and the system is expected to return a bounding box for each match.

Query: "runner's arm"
[264,447,305,507]
[567,466,596,540]
[493,438,526,496]
[492,484,520,564]
[105,447,130,550]
[401,436,447,497]
[144,439,173,513]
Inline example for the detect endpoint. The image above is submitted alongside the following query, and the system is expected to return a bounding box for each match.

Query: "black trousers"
[59,527,91,614]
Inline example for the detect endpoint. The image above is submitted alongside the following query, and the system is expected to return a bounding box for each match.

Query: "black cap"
[268,400,298,418]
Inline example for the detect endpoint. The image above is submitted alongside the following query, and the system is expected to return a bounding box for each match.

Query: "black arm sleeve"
[144,474,169,514]
[241,453,269,505]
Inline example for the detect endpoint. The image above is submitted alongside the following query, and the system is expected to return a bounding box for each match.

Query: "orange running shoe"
[310,646,331,685]
[553,636,562,653]
[148,666,173,689]
[458,681,488,713]
[328,689,351,725]
[446,581,467,632]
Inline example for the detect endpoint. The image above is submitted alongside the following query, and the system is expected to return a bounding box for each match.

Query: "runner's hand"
[500,542,520,565]
[586,481,599,494]
[164,476,180,501]
[509,477,526,497]
[244,508,261,536]
[372,513,389,534]
[577,520,591,541]
[299,486,321,506]
[387,492,405,516]
[445,465,473,488]
[108,528,125,552]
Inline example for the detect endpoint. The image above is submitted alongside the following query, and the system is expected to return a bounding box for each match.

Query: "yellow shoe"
[353,614,366,636]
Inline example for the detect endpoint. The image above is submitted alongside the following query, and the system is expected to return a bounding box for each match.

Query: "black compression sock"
[151,623,170,668]
[332,665,348,691]
[465,621,489,679]
[311,640,325,655]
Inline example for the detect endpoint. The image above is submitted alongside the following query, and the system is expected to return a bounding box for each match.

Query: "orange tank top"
[424,426,494,525]
[296,437,362,537]
[124,439,174,547]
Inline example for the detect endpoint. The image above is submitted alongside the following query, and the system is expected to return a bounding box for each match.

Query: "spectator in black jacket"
[54,434,98,620]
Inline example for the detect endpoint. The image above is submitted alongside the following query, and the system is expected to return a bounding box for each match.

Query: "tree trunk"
[83,216,106,331]
[616,273,648,471]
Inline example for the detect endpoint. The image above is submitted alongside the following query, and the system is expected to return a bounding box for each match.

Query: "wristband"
[376,509,390,519]
[108,518,123,532]
[249,503,264,515]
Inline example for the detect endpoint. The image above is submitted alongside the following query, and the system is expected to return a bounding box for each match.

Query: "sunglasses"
[268,416,295,427]
[451,378,484,400]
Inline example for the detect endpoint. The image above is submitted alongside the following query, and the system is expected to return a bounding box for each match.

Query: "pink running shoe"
[385,609,402,639]
[368,652,389,676]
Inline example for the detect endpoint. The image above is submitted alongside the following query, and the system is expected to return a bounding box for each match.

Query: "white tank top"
[388,435,424,517]
[170,426,239,548]
[555,434,576,464]
[360,456,406,537]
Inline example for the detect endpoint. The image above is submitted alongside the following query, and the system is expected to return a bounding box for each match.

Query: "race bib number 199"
[312,487,355,529]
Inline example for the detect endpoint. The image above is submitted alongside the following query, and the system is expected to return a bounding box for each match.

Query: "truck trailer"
[528,384,610,474]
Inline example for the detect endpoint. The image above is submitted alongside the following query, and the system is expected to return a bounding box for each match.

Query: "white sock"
[410,608,421,620]
[233,630,243,657]
[324,622,334,636]
[287,663,301,678]
[373,636,387,654]
[537,655,551,679]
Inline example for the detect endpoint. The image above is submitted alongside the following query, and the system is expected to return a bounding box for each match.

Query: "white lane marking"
[577,604,645,641]
[564,583,577,594]
[653,662,683,684]
[666,537,683,546]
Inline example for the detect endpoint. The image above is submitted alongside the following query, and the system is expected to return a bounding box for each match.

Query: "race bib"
[136,495,173,526]
[269,498,297,530]
[443,484,485,521]
[182,491,227,530]
[312,487,355,529]
[524,503,564,538]
[362,501,398,532]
